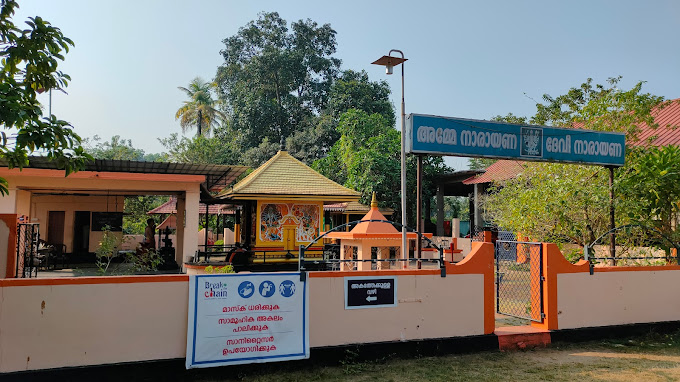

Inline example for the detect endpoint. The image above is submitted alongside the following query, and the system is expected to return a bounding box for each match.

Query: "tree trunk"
[197,109,203,137]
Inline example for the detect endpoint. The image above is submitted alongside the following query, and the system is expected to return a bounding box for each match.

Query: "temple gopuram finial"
[371,192,378,208]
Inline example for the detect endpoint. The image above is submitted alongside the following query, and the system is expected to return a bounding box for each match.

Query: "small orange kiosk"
[325,193,432,270]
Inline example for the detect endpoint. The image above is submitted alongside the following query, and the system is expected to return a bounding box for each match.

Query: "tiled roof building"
[218,150,360,201]
[633,98,680,147]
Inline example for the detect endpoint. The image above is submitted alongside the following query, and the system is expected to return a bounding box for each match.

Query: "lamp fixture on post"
[372,50,408,269]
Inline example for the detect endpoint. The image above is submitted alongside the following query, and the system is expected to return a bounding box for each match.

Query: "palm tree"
[175,77,225,137]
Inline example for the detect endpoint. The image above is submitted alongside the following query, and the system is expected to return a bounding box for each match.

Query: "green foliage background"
[483,77,680,252]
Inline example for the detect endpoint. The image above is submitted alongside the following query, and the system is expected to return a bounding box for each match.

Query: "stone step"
[495,325,551,351]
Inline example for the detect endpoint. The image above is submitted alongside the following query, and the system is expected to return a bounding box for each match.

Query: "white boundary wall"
[557,270,680,330]
[0,269,487,374]
[0,278,189,373]
[309,273,484,347]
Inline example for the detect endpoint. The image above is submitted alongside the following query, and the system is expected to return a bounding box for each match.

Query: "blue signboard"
[407,114,626,167]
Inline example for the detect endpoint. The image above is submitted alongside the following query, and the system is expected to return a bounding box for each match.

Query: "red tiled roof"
[147,197,234,215]
[324,202,346,212]
[462,160,525,185]
[323,202,394,215]
[634,98,680,146]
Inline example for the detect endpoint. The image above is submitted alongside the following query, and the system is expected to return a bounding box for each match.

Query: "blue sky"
[16,0,680,170]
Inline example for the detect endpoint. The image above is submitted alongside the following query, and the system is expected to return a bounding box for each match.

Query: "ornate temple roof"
[217,151,360,202]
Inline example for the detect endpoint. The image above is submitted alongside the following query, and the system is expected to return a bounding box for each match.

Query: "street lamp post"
[372,50,408,269]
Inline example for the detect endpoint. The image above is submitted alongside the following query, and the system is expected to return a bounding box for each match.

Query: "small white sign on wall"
[186,272,309,369]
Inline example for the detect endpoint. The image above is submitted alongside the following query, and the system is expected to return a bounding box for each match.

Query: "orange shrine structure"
[325,193,435,270]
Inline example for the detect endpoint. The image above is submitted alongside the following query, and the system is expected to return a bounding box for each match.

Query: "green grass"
[189,330,680,382]
[29,330,680,382]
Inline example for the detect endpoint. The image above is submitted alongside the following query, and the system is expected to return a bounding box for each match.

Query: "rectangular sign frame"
[344,276,398,310]
[186,272,309,369]
[407,113,626,167]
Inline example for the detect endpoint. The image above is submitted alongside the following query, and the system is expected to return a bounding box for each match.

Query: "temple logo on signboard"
[520,127,543,158]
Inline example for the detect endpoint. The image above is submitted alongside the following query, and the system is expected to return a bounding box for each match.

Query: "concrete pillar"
[15,190,31,218]
[473,183,482,229]
[175,195,185,266]
[0,217,10,278]
[339,243,346,270]
[436,186,445,236]
[223,228,234,245]
[356,243,371,271]
[0,188,18,214]
[184,190,200,265]
[452,218,460,239]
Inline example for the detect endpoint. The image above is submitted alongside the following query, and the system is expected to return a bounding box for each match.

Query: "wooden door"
[47,211,65,246]
[283,226,296,251]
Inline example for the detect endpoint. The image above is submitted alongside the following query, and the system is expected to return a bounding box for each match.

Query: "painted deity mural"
[259,203,320,243]
[260,204,283,241]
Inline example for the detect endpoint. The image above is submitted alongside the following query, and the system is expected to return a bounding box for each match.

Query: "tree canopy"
[169,14,394,168]
[618,145,680,244]
[175,77,224,137]
[483,77,680,254]
[314,109,450,225]
[215,12,341,152]
[85,135,166,161]
[0,0,90,194]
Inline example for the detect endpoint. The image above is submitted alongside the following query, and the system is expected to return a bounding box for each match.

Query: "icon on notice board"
[259,281,276,297]
[238,281,255,298]
[279,280,296,297]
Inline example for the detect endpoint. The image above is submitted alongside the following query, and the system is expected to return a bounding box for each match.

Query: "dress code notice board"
[186,273,309,369]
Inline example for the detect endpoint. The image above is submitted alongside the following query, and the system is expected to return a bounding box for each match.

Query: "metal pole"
[416,154,422,269]
[398,52,407,269]
[609,166,616,262]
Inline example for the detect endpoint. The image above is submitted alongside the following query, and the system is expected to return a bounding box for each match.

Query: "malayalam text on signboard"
[345,276,397,309]
[186,273,309,369]
[407,114,626,167]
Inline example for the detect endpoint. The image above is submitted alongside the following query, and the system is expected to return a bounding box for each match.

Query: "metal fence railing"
[16,223,40,278]
[195,244,239,262]
[470,225,486,242]
[495,240,544,322]
[587,255,677,267]
[195,245,314,264]
[583,224,680,268]
[300,255,444,272]
[298,219,447,278]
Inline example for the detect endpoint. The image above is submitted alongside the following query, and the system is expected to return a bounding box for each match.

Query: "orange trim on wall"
[1,214,18,278]
[445,242,495,334]
[594,265,680,272]
[184,263,211,269]
[0,274,188,287]
[308,269,439,278]
[532,243,589,331]
[0,168,205,183]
